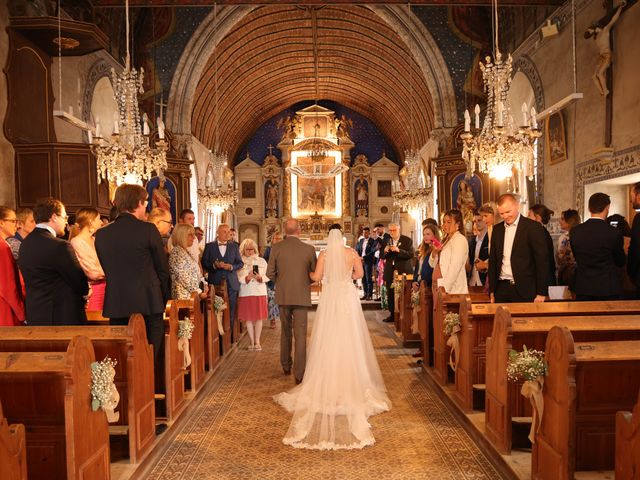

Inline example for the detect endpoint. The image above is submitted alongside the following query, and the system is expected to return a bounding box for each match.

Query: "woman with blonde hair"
[237,238,269,350]
[169,223,208,300]
[69,208,106,311]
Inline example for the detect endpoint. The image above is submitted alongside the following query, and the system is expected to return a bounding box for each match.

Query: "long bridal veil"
[273,229,391,450]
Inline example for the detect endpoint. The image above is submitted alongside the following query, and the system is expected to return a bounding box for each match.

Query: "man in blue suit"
[202,223,243,340]
[355,227,376,300]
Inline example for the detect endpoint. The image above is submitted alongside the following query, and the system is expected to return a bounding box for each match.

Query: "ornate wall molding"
[576,144,640,213]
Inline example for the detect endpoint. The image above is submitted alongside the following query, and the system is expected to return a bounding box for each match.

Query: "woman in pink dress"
[69,208,106,312]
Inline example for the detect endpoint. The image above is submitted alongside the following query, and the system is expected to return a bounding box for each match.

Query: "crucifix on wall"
[585,0,634,147]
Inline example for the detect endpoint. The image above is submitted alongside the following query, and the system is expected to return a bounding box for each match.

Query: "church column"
[279,141,292,218]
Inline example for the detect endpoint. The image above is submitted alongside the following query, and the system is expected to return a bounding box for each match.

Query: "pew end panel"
[205,289,221,371]
[175,294,206,393]
[418,284,433,367]
[616,388,640,480]
[0,400,27,480]
[163,301,186,422]
[213,283,232,355]
[399,276,420,346]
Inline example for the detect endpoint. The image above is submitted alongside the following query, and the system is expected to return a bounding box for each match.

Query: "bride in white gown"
[273,228,391,450]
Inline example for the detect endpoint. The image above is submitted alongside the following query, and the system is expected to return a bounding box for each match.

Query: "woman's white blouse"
[237,256,269,297]
[428,231,469,294]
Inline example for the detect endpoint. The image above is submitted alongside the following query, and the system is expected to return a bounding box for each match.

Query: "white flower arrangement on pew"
[507,345,548,443]
[443,312,462,371]
[443,312,460,336]
[177,316,195,368]
[213,295,227,336]
[410,290,420,307]
[91,357,120,423]
[391,278,403,292]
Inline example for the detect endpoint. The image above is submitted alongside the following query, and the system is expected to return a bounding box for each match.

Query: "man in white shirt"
[488,193,549,303]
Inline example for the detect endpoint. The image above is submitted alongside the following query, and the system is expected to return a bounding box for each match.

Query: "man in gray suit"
[266,219,317,384]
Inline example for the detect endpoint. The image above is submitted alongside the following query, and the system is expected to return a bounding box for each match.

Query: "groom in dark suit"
[488,193,549,303]
[202,223,243,340]
[355,227,375,300]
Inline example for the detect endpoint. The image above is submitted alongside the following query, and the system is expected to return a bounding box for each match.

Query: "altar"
[232,105,400,248]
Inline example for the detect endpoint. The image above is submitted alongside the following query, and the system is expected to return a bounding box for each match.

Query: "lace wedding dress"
[273,229,391,450]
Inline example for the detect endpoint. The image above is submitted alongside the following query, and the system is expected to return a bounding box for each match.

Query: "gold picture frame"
[546,111,567,164]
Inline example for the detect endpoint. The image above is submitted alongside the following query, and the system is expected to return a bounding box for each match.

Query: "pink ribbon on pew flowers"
[521,376,544,443]
[446,324,461,371]
[90,357,120,423]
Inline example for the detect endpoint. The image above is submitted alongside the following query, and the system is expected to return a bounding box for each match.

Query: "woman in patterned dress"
[263,232,282,328]
[169,224,208,300]
[556,209,580,289]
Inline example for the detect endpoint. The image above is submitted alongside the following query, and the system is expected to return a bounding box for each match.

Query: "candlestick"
[464,109,470,132]
[157,117,165,139]
[474,104,480,129]
[521,102,528,126]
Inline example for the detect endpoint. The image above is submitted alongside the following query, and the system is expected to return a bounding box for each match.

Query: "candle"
[157,117,165,139]
[521,103,528,126]
[497,101,504,126]
[77,78,81,95]
[530,107,538,129]
[88,129,93,144]
[474,104,480,129]
[113,113,119,134]
[95,120,101,138]
[464,109,470,132]
[142,113,150,135]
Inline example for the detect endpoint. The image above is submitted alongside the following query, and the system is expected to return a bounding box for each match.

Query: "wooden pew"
[397,274,420,346]
[484,307,640,453]
[417,283,434,366]
[531,327,640,480]
[204,289,221,371]
[0,315,155,464]
[163,301,186,423]
[616,388,640,480]
[455,299,640,414]
[0,335,110,480]
[214,281,232,356]
[431,286,489,385]
[0,400,27,480]
[174,293,206,393]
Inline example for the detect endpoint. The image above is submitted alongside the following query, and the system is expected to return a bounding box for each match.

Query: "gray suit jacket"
[266,236,317,307]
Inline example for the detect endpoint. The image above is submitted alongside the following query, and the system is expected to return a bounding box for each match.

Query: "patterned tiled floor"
[143,309,503,479]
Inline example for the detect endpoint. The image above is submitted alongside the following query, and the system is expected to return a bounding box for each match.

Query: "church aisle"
[138,310,504,480]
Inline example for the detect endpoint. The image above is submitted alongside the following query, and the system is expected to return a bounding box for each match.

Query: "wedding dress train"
[273,229,391,450]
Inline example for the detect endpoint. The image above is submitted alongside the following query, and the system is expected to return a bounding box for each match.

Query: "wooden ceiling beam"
[95,0,562,6]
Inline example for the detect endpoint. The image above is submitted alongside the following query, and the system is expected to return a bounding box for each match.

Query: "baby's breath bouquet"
[213,295,227,313]
[178,318,195,340]
[411,290,420,307]
[443,312,460,336]
[507,345,547,444]
[91,357,120,422]
[506,345,547,382]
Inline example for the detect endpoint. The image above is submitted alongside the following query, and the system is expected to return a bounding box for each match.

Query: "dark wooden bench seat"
[616,387,640,480]
[0,400,27,480]
[484,308,640,453]
[0,336,110,479]
[531,327,640,480]
[0,315,155,464]
[174,293,207,393]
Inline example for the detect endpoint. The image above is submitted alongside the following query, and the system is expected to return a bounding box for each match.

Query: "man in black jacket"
[382,223,413,322]
[627,182,640,297]
[488,193,549,303]
[356,227,376,300]
[468,213,489,286]
[571,192,625,300]
[95,184,171,361]
[19,198,88,325]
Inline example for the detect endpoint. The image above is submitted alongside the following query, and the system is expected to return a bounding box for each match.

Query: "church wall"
[519,0,640,216]
[0,2,16,206]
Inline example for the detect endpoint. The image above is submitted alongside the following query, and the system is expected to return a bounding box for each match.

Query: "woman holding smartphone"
[429,209,469,294]
[237,238,269,351]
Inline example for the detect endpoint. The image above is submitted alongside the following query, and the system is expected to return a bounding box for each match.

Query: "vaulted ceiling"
[190,5,435,164]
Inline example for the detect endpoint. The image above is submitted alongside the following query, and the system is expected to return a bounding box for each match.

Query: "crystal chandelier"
[90,0,167,185]
[197,3,237,214]
[393,150,433,213]
[198,150,237,214]
[460,0,540,181]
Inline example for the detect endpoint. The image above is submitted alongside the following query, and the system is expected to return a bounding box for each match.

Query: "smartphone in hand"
[252,265,259,275]
[432,239,442,249]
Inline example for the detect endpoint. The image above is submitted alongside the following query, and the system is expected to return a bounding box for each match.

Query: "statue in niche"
[277,114,302,140]
[354,175,369,217]
[264,178,279,218]
[585,1,626,96]
[335,114,353,140]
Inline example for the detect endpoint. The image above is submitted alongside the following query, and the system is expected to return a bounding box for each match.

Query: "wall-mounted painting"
[378,180,392,198]
[546,111,567,164]
[146,176,177,223]
[451,173,482,235]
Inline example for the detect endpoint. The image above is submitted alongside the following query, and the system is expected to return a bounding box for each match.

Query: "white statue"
[585,2,626,96]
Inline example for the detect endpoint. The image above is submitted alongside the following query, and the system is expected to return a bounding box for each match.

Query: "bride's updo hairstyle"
[328,223,342,232]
